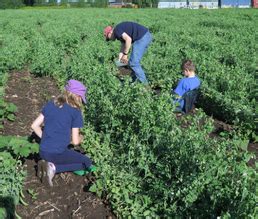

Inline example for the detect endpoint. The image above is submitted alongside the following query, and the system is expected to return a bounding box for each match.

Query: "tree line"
[0,0,158,9]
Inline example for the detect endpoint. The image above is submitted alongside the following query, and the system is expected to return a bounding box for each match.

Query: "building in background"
[220,0,251,7]
[188,0,218,8]
[158,0,218,8]
[252,0,258,7]
[28,0,257,7]
[158,0,187,8]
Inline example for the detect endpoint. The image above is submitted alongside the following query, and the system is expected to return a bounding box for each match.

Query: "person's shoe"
[46,162,56,187]
[84,165,97,174]
[87,165,97,173]
[41,161,56,187]
[73,170,85,176]
[37,159,46,179]
[73,165,97,176]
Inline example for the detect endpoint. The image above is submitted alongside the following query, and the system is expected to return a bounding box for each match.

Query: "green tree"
[133,0,158,7]
[48,0,57,4]
[34,0,48,5]
[0,0,24,9]
[93,0,108,7]
[23,0,35,6]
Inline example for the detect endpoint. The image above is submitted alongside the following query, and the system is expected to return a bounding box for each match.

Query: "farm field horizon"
[0,8,257,218]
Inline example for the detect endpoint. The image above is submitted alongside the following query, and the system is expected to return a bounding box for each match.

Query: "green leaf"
[0,109,4,116]
[0,136,12,148]
[89,184,97,193]
[7,114,15,121]
[7,103,17,113]
[0,208,7,219]
[235,139,249,151]
[14,147,31,157]
[143,210,151,216]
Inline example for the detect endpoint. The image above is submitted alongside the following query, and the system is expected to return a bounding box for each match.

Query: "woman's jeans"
[129,31,152,84]
[40,149,92,173]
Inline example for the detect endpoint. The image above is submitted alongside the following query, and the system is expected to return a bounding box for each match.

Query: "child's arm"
[31,113,44,138]
[71,128,83,146]
[173,79,185,99]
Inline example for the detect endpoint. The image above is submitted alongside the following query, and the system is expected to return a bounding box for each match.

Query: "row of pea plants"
[0,32,40,218]
[63,36,256,216]
[143,13,256,134]
[2,8,254,133]
[0,8,256,218]
[73,61,255,217]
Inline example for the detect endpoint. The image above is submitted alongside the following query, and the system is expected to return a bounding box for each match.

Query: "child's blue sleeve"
[171,80,184,110]
[174,79,186,97]
[72,110,83,128]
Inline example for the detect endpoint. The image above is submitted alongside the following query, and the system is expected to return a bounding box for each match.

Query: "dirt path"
[1,70,114,219]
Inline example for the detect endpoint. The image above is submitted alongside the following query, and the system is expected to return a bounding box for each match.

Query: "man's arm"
[119,32,132,63]
[121,32,132,54]
[119,42,125,61]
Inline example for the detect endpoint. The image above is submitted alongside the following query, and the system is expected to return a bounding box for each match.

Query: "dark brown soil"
[1,70,115,219]
[247,143,257,167]
[1,71,59,136]
[117,66,132,78]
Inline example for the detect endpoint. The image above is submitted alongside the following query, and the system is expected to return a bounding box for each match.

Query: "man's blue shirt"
[40,101,83,153]
[114,22,148,43]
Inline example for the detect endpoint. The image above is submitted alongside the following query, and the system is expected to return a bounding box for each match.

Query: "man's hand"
[121,55,128,64]
[118,52,124,61]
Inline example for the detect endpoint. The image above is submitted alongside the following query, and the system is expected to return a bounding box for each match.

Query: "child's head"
[181,60,196,77]
[55,79,87,109]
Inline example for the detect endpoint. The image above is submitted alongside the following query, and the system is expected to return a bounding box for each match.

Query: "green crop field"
[0,8,257,218]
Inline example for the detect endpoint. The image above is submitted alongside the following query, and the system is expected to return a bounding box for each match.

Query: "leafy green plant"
[0,152,26,218]
[27,189,38,200]
[0,8,256,218]
[0,136,39,217]
[0,136,39,158]
[0,100,17,128]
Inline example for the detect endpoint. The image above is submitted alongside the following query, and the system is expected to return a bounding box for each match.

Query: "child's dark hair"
[181,59,195,72]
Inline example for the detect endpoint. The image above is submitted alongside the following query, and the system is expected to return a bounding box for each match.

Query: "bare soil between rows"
[1,70,115,219]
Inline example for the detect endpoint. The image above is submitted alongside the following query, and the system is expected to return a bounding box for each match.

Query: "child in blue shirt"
[31,79,93,187]
[172,60,201,111]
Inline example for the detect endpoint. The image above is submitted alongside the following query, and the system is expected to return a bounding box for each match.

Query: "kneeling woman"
[31,79,93,187]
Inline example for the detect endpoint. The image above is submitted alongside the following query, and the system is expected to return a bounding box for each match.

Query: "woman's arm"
[31,113,44,138]
[71,128,83,146]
